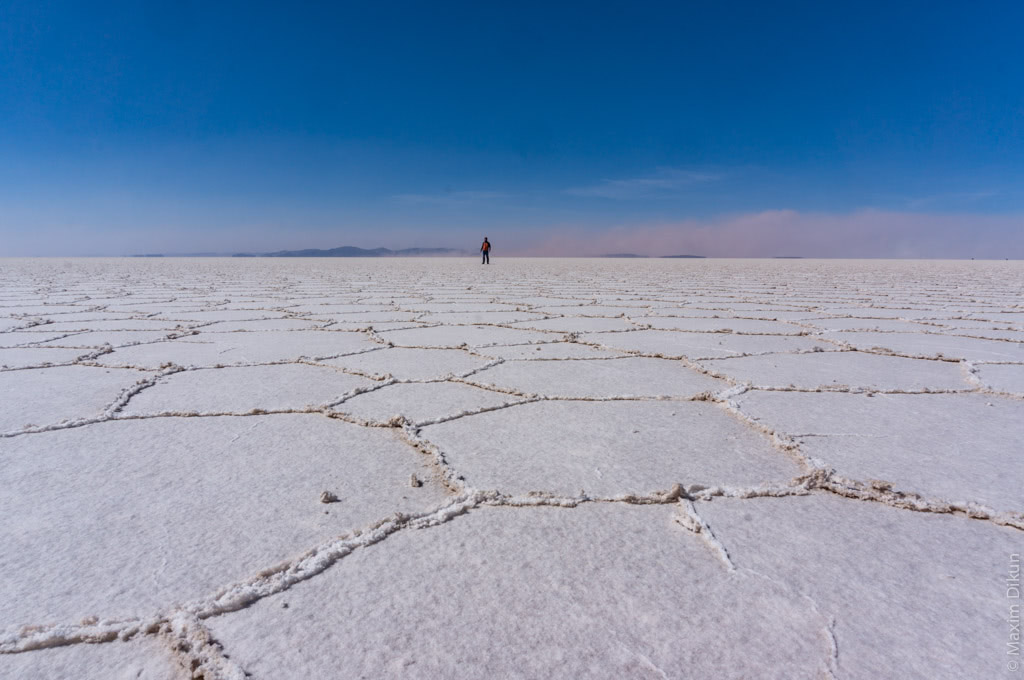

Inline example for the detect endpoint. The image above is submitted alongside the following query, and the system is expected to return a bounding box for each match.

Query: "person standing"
[480,237,491,264]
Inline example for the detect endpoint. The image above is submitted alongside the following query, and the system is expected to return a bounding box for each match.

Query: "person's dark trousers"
[482,251,489,264]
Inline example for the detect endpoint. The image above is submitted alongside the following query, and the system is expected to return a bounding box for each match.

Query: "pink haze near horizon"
[512,211,1024,259]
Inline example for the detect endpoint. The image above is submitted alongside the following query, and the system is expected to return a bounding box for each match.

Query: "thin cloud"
[564,168,721,200]
[906,190,999,210]
[392,190,507,205]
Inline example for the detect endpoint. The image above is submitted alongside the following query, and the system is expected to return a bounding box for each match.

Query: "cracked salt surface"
[473,340,621,360]
[38,330,181,348]
[645,316,804,334]
[97,330,378,369]
[334,381,513,426]
[1,415,445,624]
[39,319,187,332]
[0,346,94,369]
[378,323,551,348]
[199,318,325,332]
[423,400,801,496]
[0,331,75,348]
[1,257,1022,679]
[510,315,639,332]
[581,328,831,358]
[468,355,725,397]
[974,362,1024,395]
[822,330,1024,362]
[322,346,487,380]
[122,363,373,415]
[0,635,182,679]
[734,391,1024,512]
[0,365,155,431]
[208,504,829,679]
[700,350,969,391]
[697,494,1021,679]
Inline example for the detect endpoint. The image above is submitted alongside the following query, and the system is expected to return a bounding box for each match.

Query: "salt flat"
[0,257,1021,679]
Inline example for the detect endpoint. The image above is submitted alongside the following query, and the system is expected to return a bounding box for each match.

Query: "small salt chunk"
[319,491,339,504]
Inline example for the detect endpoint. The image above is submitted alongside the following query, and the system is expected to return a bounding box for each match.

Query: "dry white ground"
[1,257,1022,679]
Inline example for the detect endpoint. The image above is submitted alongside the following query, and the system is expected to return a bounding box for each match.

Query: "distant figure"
[480,237,491,264]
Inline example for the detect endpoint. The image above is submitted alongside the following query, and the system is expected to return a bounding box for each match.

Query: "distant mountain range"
[131,247,707,258]
[233,246,467,257]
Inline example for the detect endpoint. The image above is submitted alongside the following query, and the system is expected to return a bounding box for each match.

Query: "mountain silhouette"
[233,246,466,257]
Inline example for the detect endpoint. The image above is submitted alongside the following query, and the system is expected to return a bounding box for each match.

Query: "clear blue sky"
[2,1,1022,256]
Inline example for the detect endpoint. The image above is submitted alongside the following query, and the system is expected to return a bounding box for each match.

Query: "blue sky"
[2,0,1022,256]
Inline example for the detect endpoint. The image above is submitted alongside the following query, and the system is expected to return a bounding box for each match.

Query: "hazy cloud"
[564,168,721,200]
[516,210,1024,258]
[906,190,999,210]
